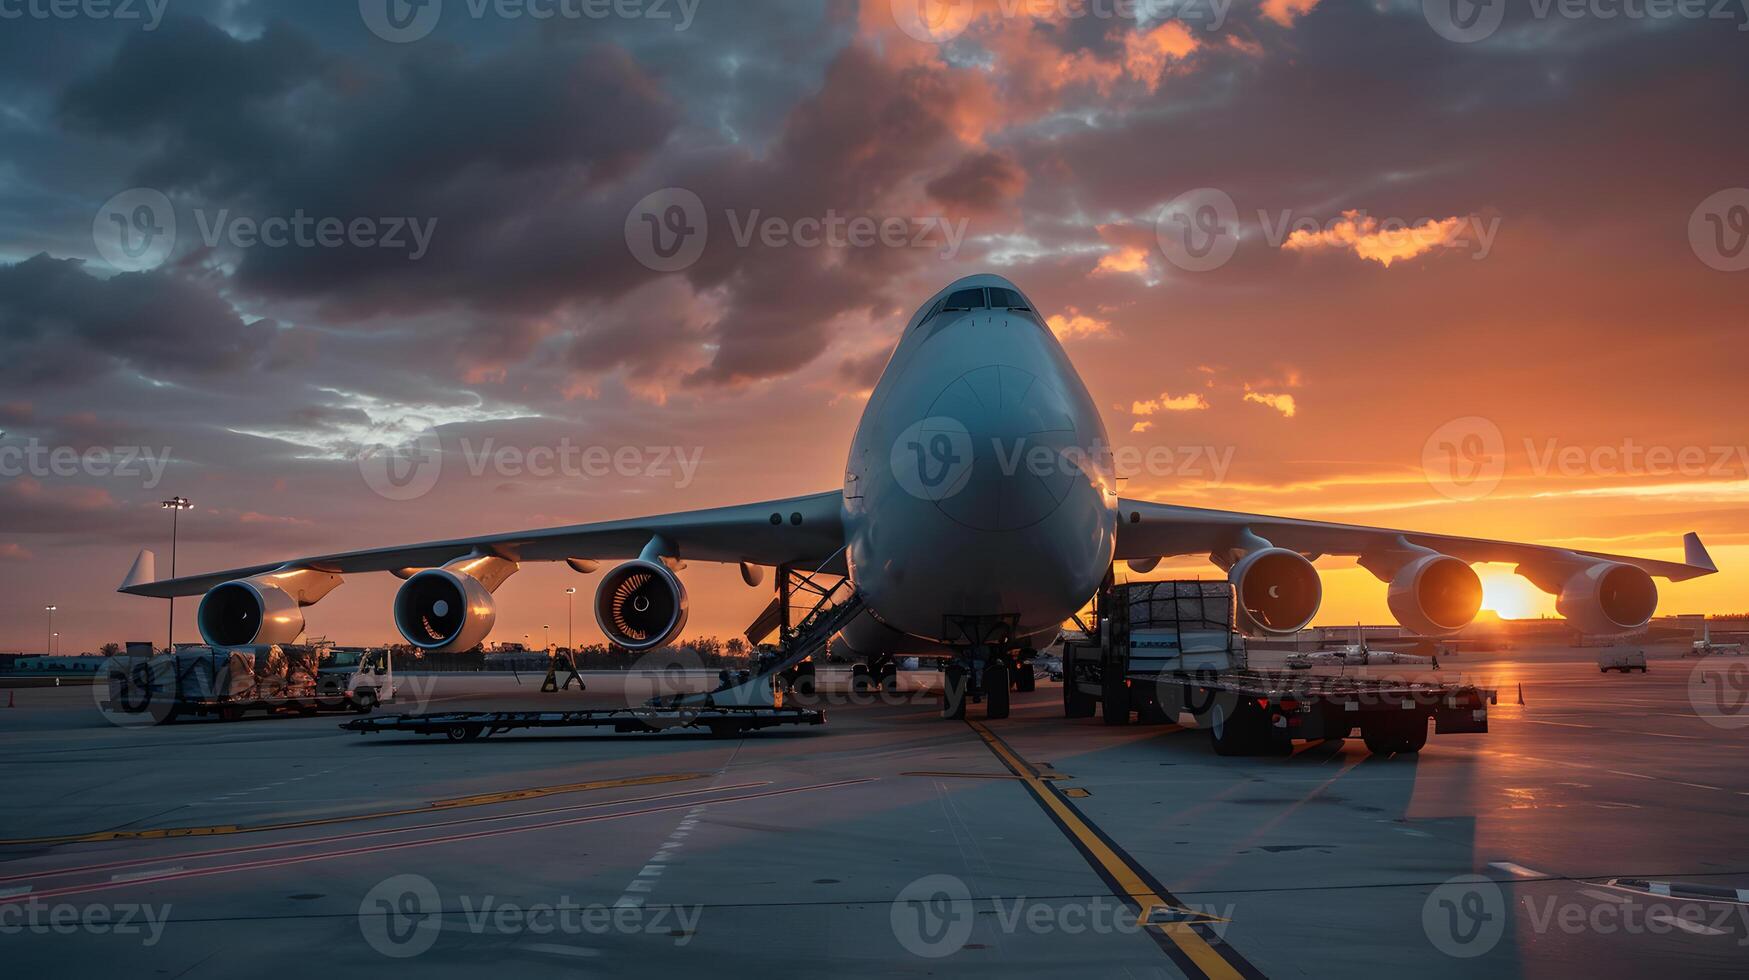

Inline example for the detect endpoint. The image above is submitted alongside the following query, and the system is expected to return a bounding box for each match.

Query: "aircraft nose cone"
[892,364,1081,532]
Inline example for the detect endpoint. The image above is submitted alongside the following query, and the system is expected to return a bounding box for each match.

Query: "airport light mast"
[44,604,55,657]
[564,587,577,654]
[160,496,191,653]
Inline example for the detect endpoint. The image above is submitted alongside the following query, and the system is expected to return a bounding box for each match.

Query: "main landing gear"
[940,613,1024,721]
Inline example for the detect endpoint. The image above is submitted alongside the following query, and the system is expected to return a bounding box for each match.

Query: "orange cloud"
[1095,245,1151,277]
[1132,391,1211,414]
[1123,22,1200,91]
[1046,308,1111,340]
[1131,420,1154,433]
[1261,0,1322,28]
[1244,391,1297,417]
[1282,211,1470,267]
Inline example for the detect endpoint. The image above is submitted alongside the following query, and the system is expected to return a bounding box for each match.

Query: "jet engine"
[1386,554,1483,636]
[1557,562,1658,635]
[393,567,500,654]
[197,568,342,647]
[198,579,305,647]
[1229,548,1322,634]
[595,559,688,651]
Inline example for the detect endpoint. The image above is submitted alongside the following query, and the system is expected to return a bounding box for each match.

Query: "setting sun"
[1477,564,1556,620]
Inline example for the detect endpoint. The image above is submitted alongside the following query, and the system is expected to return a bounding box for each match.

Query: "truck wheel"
[446,723,483,741]
[941,665,968,720]
[1014,663,1036,693]
[984,661,1011,719]
[352,690,378,714]
[851,663,872,693]
[1063,674,1096,718]
[1362,715,1428,755]
[1101,669,1131,726]
[794,663,816,696]
[1209,702,1260,756]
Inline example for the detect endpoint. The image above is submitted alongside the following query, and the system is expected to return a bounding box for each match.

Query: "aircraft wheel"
[984,660,1011,719]
[941,665,968,720]
[1014,663,1036,693]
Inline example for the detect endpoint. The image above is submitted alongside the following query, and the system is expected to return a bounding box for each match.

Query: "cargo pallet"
[1063,580,1496,756]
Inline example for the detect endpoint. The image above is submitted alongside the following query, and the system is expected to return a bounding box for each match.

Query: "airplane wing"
[120,490,845,598]
[1113,498,1717,582]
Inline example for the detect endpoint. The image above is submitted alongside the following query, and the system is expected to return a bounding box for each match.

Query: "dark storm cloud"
[0,254,278,381]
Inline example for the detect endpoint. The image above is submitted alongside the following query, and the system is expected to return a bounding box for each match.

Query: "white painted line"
[626,879,654,893]
[1675,781,1723,792]
[612,896,643,908]
[0,885,32,899]
[1489,862,1543,879]
[638,866,663,876]
[1580,889,1632,904]
[1607,770,1656,780]
[1649,912,1726,936]
[111,866,183,882]
[522,943,598,958]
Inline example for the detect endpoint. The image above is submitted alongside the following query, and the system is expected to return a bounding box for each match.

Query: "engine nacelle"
[197,579,307,647]
[1230,548,1322,634]
[1387,554,1483,635]
[595,559,688,651]
[1557,562,1658,635]
[393,568,498,653]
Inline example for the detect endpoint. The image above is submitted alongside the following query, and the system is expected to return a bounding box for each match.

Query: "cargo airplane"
[120,274,1717,718]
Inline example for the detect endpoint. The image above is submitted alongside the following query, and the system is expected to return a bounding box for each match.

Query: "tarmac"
[1,642,1746,978]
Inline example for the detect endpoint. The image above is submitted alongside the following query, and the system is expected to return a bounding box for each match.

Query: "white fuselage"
[840,275,1117,649]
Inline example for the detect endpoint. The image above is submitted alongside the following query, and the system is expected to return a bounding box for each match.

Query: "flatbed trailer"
[1063,580,1496,756]
[342,705,825,741]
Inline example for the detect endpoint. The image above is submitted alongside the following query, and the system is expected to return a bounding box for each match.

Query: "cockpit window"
[942,288,986,311]
[987,287,1028,310]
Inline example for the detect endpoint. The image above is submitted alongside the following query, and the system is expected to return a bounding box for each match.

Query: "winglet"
[1684,532,1717,574]
[120,549,156,592]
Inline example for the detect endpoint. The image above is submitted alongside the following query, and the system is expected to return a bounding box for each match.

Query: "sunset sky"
[1,0,1745,653]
